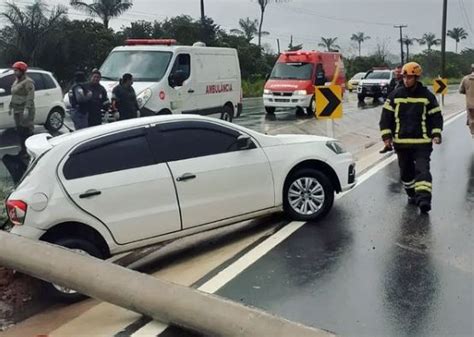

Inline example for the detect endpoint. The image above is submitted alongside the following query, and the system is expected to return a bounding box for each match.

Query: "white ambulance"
[99,39,242,122]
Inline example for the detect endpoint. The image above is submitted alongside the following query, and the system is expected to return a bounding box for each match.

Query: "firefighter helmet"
[402,62,422,77]
[12,61,28,73]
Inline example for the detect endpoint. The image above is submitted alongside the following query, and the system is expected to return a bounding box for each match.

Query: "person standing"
[459,63,474,138]
[379,62,443,213]
[9,62,35,156]
[112,73,139,121]
[87,69,109,127]
[68,71,92,130]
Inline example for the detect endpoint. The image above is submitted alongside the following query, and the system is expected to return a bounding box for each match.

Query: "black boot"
[419,201,431,213]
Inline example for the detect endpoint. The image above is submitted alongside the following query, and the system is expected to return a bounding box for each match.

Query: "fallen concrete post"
[0,231,336,337]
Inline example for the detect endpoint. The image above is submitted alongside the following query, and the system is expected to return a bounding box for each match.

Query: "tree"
[350,32,370,57]
[70,0,133,29]
[318,37,340,52]
[447,27,468,53]
[0,0,67,65]
[230,17,268,42]
[254,0,290,49]
[417,33,441,51]
[399,36,414,62]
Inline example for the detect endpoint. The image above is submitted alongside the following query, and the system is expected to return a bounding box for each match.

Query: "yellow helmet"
[402,62,422,77]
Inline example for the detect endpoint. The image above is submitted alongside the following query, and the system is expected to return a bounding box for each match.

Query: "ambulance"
[263,50,346,116]
[98,39,242,122]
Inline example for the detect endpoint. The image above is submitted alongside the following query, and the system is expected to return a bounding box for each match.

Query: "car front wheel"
[44,237,104,303]
[283,168,334,222]
[45,108,65,133]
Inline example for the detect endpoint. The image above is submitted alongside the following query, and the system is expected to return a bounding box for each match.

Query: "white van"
[98,39,242,122]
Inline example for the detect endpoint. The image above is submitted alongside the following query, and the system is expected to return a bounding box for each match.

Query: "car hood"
[101,81,152,95]
[360,79,390,85]
[265,79,312,92]
[271,134,332,144]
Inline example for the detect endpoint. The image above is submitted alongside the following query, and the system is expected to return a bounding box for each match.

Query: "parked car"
[357,69,395,102]
[6,115,356,300]
[263,50,346,116]
[347,72,366,92]
[0,69,66,132]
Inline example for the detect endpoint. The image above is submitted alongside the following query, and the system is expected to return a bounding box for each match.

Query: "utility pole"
[277,39,281,54]
[394,25,408,65]
[200,0,205,21]
[441,0,448,78]
[200,0,206,43]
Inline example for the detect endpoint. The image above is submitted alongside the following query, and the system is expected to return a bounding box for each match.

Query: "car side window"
[42,73,57,90]
[28,72,46,91]
[0,74,16,96]
[152,121,251,162]
[63,129,155,180]
[168,54,191,87]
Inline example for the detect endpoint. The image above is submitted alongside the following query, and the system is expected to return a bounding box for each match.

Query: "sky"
[1,0,473,57]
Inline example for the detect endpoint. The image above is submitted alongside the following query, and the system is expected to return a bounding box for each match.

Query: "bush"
[242,78,265,97]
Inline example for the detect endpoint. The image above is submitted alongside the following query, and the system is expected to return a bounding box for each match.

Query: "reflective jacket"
[379,82,443,148]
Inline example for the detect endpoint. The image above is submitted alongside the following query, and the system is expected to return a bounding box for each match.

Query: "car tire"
[265,106,275,115]
[221,105,234,122]
[305,96,316,117]
[357,93,365,102]
[349,89,353,93]
[44,237,104,303]
[283,168,335,222]
[45,108,65,133]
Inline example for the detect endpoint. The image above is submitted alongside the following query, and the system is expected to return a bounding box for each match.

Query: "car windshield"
[270,62,313,80]
[100,51,173,82]
[365,71,391,80]
[353,73,366,80]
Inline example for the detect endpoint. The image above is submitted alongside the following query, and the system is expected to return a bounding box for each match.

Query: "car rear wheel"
[44,237,104,303]
[283,168,334,222]
[45,108,64,133]
[221,105,234,122]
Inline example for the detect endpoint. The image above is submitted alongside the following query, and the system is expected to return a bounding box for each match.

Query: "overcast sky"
[1,0,473,56]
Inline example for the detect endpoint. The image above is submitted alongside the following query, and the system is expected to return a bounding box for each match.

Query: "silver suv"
[357,70,395,102]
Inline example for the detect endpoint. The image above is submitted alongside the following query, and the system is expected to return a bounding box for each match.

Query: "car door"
[149,120,275,229]
[0,74,17,129]
[167,53,194,113]
[27,72,49,123]
[59,127,181,244]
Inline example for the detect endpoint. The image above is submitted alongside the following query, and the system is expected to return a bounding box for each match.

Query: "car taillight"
[6,200,28,226]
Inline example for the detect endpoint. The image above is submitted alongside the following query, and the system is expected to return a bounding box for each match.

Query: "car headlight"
[263,89,272,94]
[137,88,152,108]
[326,141,346,154]
[294,90,307,95]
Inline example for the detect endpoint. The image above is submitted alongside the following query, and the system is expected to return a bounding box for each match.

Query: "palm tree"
[399,35,414,62]
[350,32,370,57]
[318,37,340,52]
[255,0,290,49]
[0,0,67,65]
[70,0,133,29]
[230,17,268,42]
[417,33,441,51]
[447,27,468,53]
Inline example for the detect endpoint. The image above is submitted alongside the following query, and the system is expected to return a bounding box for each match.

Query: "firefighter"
[379,62,443,213]
[9,61,35,157]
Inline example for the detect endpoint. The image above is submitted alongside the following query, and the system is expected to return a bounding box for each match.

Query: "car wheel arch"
[40,221,110,258]
[283,160,342,195]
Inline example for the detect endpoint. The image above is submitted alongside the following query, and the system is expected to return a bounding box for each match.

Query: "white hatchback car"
[0,69,66,132]
[6,115,355,299]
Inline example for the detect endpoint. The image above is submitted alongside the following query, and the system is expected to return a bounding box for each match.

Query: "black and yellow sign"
[315,84,343,119]
[433,78,448,95]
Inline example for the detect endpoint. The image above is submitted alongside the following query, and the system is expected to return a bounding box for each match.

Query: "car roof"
[49,115,249,148]
[0,68,53,75]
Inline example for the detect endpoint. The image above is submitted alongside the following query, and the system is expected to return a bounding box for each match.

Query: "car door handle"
[187,89,195,93]
[79,190,102,199]
[176,173,196,182]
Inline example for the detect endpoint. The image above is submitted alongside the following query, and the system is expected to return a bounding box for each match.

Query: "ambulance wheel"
[305,96,316,117]
[221,105,234,122]
[265,106,275,114]
[156,109,172,115]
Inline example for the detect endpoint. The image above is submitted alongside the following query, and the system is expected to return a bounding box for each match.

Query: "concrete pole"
[0,231,335,337]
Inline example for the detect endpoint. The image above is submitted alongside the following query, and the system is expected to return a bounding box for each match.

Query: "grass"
[242,79,266,98]
[0,176,14,226]
[421,77,462,86]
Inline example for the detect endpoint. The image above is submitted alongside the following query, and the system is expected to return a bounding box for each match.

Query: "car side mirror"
[0,88,6,95]
[237,135,253,150]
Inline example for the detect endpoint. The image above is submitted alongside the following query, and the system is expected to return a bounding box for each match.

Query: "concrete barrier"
[0,231,336,337]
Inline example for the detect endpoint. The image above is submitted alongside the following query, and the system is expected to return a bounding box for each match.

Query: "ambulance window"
[170,54,191,87]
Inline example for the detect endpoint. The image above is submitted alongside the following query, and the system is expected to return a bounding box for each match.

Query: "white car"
[0,69,66,132]
[6,115,355,299]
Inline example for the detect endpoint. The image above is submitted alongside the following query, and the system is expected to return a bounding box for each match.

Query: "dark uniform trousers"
[396,147,433,204]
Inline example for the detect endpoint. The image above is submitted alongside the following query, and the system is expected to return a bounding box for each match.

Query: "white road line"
[129,110,469,336]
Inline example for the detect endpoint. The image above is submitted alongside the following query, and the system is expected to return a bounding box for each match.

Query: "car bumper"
[9,224,46,240]
[357,86,389,97]
[328,153,357,192]
[263,94,312,108]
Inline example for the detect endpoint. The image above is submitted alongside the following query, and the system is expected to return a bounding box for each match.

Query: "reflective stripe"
[395,104,400,135]
[415,186,432,193]
[402,180,416,186]
[428,106,442,115]
[383,103,395,112]
[422,106,429,139]
[431,128,442,134]
[394,138,432,144]
[415,181,432,188]
[394,97,430,105]
[381,129,392,136]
